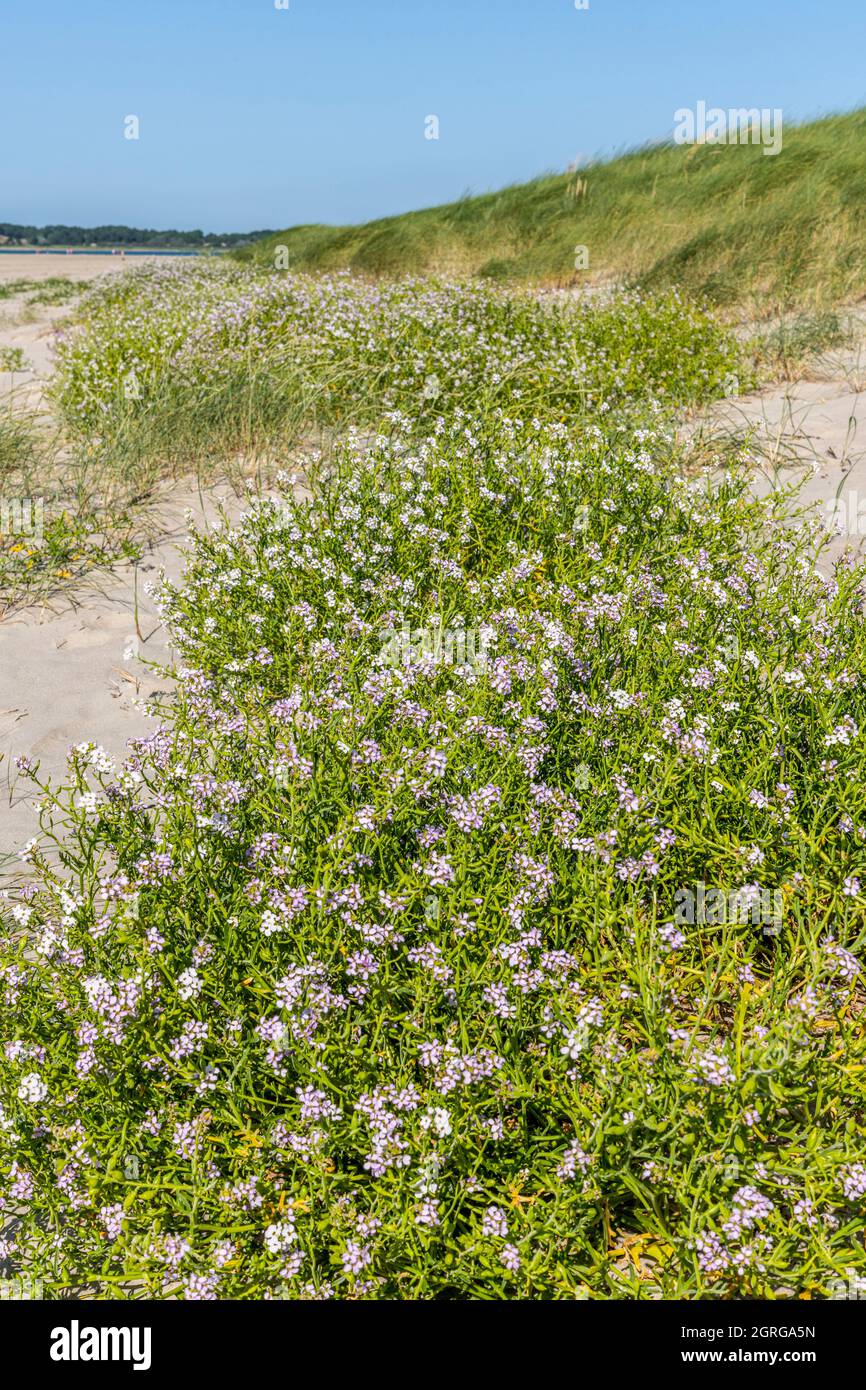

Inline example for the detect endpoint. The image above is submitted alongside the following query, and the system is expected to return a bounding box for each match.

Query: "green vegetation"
[3,259,866,1300]
[51,260,743,469]
[0,406,40,477]
[0,410,139,613]
[750,310,856,380]
[5,412,866,1301]
[244,109,866,313]
[0,277,81,306]
[0,256,743,611]
[0,346,28,372]
[0,509,134,615]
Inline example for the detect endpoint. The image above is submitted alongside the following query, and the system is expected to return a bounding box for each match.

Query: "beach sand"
[0,253,207,868]
[0,252,163,284]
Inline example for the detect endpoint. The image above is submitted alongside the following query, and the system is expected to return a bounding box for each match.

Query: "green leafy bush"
[3,410,865,1300]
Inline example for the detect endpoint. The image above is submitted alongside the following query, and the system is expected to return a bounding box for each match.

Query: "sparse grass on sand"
[0,407,139,615]
[747,310,856,381]
[0,277,81,307]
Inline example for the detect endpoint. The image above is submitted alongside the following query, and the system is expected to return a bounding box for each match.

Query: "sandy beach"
[0,251,170,283]
[0,253,207,866]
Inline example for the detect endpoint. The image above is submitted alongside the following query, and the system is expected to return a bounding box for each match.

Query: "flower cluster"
[2,275,864,1300]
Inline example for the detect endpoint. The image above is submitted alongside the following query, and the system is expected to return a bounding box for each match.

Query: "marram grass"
[243,109,866,314]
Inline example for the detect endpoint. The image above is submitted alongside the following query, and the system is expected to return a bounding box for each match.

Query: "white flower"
[420,1106,452,1137]
[18,1072,48,1104]
[177,968,203,1001]
[264,1219,297,1255]
[825,718,858,748]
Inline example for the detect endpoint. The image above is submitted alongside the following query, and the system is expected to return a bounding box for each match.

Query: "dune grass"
[0,407,40,478]
[0,406,140,614]
[242,110,866,314]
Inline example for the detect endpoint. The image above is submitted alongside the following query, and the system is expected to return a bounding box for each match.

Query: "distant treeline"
[0,224,275,248]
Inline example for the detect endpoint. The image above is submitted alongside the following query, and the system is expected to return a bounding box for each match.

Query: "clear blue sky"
[3,0,864,232]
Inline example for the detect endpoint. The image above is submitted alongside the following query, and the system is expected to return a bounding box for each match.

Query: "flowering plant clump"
[2,395,865,1300]
[51,261,742,448]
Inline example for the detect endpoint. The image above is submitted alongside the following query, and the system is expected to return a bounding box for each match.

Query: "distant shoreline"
[0,248,204,257]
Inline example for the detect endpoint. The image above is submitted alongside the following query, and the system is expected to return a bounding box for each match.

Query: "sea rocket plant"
[2,280,865,1300]
[50,261,743,449]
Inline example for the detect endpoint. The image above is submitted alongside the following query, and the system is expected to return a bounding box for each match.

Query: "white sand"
[0,252,162,285]
[0,481,248,868]
[688,330,866,570]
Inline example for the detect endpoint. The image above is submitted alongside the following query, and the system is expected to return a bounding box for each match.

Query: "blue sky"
[3,0,864,231]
